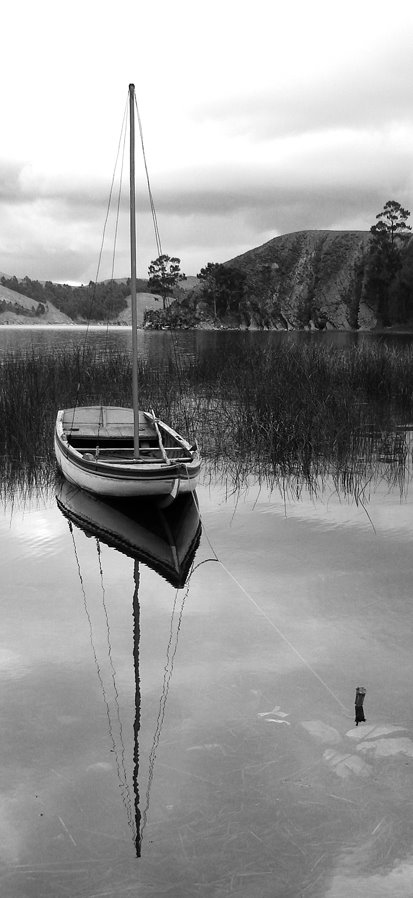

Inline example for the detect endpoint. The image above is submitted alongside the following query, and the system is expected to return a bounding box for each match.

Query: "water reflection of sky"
[1,475,413,896]
[259,482,413,536]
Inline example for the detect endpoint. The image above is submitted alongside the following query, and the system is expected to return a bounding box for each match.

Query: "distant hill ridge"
[2,229,413,329]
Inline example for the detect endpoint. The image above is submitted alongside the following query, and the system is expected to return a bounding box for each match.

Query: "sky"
[1,0,413,282]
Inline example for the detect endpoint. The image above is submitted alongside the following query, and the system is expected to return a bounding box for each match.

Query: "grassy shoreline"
[0,339,412,500]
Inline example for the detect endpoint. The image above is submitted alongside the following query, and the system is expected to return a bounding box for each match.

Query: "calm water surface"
[1,327,413,897]
[0,324,413,363]
[1,466,413,897]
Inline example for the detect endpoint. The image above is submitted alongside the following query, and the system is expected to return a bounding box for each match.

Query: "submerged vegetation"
[0,338,412,502]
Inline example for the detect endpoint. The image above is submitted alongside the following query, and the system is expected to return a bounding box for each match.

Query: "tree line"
[2,201,413,327]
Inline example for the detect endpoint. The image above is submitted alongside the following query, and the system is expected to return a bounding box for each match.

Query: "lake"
[1,328,413,897]
[1,323,413,363]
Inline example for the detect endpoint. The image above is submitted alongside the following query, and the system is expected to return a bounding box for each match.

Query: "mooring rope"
[219,558,349,713]
[184,471,350,714]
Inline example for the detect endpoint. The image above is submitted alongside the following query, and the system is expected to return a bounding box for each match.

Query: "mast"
[129,83,140,457]
[133,559,141,856]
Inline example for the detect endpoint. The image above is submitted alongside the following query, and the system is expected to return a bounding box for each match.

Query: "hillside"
[226,230,375,329]
[113,292,162,326]
[0,282,72,325]
[0,277,162,327]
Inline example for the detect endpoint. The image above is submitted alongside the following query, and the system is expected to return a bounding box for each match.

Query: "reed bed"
[0,339,412,500]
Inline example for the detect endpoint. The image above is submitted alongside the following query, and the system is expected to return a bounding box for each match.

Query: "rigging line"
[140,582,189,843]
[67,521,136,834]
[99,114,129,435]
[134,94,162,257]
[95,539,135,834]
[71,95,129,429]
[111,109,128,283]
[139,587,180,841]
[89,95,129,327]
[134,92,193,438]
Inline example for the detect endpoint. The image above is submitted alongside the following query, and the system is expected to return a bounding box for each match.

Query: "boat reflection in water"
[56,479,202,856]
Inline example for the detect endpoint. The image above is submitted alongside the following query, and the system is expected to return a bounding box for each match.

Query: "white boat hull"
[54,407,200,499]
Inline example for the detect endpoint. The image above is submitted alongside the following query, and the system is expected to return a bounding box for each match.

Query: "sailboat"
[56,478,202,855]
[54,84,201,500]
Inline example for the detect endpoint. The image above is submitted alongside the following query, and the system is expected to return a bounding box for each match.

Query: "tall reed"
[0,339,412,500]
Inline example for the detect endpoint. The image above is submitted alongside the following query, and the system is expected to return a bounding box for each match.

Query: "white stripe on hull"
[54,439,199,498]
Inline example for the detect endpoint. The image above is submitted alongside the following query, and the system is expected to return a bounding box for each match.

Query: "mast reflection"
[56,480,202,856]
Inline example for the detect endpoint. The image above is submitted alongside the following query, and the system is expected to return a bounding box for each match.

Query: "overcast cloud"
[0,0,413,282]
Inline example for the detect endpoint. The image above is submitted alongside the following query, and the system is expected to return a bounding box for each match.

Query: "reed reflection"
[56,481,202,856]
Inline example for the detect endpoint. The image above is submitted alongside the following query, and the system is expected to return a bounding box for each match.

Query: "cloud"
[0,162,108,210]
[0,165,407,282]
[0,161,28,202]
[193,31,413,140]
[1,14,413,283]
